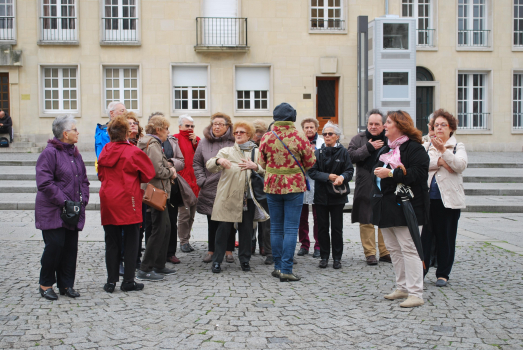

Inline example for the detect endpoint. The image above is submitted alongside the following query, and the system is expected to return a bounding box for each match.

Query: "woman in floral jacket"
[258,103,316,282]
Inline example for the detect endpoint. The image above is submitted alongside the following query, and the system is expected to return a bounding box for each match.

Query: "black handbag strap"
[271,131,307,179]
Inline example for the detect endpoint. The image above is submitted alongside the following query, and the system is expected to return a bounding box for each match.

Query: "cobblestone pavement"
[1,237,522,350]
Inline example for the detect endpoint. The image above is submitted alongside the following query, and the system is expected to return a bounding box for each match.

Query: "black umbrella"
[395,183,426,270]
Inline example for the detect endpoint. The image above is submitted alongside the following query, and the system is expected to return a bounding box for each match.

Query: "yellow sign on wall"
[21,94,30,100]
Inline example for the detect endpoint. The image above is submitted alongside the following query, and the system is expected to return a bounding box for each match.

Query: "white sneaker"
[384,289,409,300]
[400,295,424,308]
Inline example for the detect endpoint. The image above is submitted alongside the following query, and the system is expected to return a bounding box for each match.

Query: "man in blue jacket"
[95,101,127,169]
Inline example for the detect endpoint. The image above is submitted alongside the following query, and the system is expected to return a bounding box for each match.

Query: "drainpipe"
[385,0,389,15]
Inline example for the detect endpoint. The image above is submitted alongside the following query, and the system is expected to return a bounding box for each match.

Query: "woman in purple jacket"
[35,115,90,300]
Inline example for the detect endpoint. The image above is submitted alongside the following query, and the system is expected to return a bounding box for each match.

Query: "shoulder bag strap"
[426,142,432,153]
[453,143,458,154]
[271,131,307,179]
[146,137,166,191]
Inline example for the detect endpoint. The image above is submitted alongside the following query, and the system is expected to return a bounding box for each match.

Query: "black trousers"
[207,215,235,252]
[213,199,255,264]
[144,209,152,245]
[140,201,171,272]
[39,228,78,288]
[104,223,139,283]
[316,204,345,261]
[0,125,12,142]
[166,189,183,258]
[423,199,461,280]
[252,199,272,256]
[136,203,147,265]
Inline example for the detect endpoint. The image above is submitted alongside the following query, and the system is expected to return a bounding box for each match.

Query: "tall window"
[514,73,523,129]
[402,0,434,46]
[457,73,489,129]
[42,67,78,112]
[105,67,139,111]
[515,0,523,46]
[41,0,77,42]
[235,67,270,111]
[103,0,138,42]
[458,0,489,47]
[310,0,344,30]
[172,66,208,112]
[0,0,14,41]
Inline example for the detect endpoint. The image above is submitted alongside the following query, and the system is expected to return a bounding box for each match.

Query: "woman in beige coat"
[206,121,269,273]
[422,109,467,287]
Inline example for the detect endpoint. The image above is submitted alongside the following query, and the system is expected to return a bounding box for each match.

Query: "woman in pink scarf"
[371,111,429,308]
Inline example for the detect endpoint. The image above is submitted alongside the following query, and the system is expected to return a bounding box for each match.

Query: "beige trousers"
[381,226,424,299]
[359,224,389,257]
[177,204,196,245]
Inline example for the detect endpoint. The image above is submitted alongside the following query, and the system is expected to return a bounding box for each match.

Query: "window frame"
[233,64,273,117]
[455,0,493,51]
[512,70,523,134]
[99,0,141,46]
[170,63,211,117]
[513,0,523,51]
[455,69,493,134]
[400,0,438,50]
[380,69,412,101]
[38,64,81,118]
[308,0,348,35]
[0,0,16,44]
[37,0,78,45]
[100,64,142,118]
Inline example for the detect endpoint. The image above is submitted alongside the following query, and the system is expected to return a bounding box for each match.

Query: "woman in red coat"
[98,116,156,293]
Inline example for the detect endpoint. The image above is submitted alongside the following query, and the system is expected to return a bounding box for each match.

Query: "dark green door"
[416,86,433,135]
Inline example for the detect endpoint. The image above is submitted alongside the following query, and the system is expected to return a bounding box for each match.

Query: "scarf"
[379,135,409,169]
[238,140,256,151]
[173,130,200,197]
[365,129,386,142]
[361,130,386,172]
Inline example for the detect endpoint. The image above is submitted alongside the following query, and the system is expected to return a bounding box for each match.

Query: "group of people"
[35,101,467,309]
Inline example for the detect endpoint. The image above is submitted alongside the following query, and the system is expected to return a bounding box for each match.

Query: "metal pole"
[385,0,389,15]
[357,16,368,133]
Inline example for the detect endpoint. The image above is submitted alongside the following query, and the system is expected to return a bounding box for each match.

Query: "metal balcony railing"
[40,16,78,42]
[458,29,490,47]
[514,31,523,46]
[102,17,139,42]
[310,19,345,30]
[0,17,15,41]
[458,113,490,130]
[196,17,247,47]
[416,29,435,47]
[514,113,523,129]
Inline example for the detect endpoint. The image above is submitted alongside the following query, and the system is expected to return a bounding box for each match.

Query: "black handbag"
[60,157,82,226]
[326,182,349,197]
[250,148,266,201]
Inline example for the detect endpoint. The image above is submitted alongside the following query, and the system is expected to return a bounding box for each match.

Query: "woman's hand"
[432,137,446,153]
[170,167,177,179]
[374,167,391,179]
[437,157,454,174]
[239,159,258,171]
[332,176,344,186]
[217,158,232,169]
[328,174,338,182]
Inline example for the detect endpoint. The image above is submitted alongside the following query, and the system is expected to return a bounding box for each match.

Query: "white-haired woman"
[308,122,353,269]
[35,115,90,300]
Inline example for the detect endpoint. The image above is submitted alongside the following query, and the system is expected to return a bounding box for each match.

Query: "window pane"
[383,23,409,49]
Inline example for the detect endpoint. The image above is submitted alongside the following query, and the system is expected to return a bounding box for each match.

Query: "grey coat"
[193,126,235,216]
[347,131,387,224]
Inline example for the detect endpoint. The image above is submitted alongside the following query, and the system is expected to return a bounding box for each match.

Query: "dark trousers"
[39,228,78,288]
[213,199,255,264]
[136,203,147,266]
[207,215,235,252]
[0,125,12,142]
[144,210,152,245]
[254,199,272,256]
[316,204,345,261]
[104,224,139,283]
[299,204,319,251]
[423,199,461,280]
[140,202,171,272]
[167,190,182,258]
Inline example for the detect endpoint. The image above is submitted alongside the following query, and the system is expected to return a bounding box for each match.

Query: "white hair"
[322,121,342,136]
[106,101,125,118]
[52,115,76,139]
[178,114,194,126]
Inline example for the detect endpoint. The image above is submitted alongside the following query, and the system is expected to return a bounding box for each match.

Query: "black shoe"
[333,260,341,269]
[241,262,251,271]
[104,283,116,293]
[39,287,58,300]
[119,262,125,276]
[212,262,221,273]
[59,287,80,298]
[121,281,144,292]
[153,267,176,275]
[136,270,164,281]
[264,256,274,265]
[319,259,328,268]
[181,243,193,253]
[297,248,308,256]
[312,250,321,258]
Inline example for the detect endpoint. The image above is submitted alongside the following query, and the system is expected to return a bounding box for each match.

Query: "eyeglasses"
[129,122,138,126]
[234,131,246,135]
[322,132,336,137]
[184,124,195,129]
[68,128,78,133]
[434,123,448,128]
[212,122,226,127]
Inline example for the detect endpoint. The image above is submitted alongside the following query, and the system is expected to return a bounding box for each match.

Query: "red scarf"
[174,130,200,197]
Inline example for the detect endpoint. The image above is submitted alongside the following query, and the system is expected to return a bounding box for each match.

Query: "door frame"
[416,80,440,117]
[315,76,340,132]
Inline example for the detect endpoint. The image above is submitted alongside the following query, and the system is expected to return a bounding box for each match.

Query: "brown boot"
[366,255,378,265]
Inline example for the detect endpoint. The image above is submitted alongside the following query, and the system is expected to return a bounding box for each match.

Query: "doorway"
[415,67,434,135]
[316,77,339,131]
[0,73,9,116]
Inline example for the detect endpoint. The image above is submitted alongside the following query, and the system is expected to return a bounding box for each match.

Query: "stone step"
[461,168,523,183]
[0,146,43,153]
[0,166,98,181]
[468,162,523,169]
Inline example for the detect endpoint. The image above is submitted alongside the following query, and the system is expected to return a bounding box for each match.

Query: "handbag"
[271,131,311,191]
[143,182,168,211]
[60,158,82,226]
[250,148,266,201]
[327,182,349,197]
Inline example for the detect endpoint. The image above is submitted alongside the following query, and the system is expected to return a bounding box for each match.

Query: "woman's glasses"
[322,132,336,137]
[234,131,246,135]
[212,122,226,127]
[129,122,138,126]
[434,123,448,128]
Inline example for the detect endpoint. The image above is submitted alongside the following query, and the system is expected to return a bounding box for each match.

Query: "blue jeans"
[267,192,304,274]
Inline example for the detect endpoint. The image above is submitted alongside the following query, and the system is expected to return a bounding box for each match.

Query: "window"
[104,67,139,111]
[172,66,208,112]
[514,73,523,129]
[103,0,138,42]
[383,23,409,50]
[458,0,489,47]
[0,0,15,41]
[235,67,270,111]
[515,0,523,46]
[40,0,77,42]
[310,0,344,30]
[457,73,489,129]
[383,72,409,99]
[42,67,78,112]
[402,0,434,47]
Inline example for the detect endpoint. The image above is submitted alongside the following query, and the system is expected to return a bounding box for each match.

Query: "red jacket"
[98,141,156,226]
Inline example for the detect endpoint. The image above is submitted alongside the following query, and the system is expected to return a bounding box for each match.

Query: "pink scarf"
[379,135,409,169]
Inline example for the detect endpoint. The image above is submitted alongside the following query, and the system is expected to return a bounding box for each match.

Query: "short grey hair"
[366,109,386,124]
[322,121,342,136]
[106,101,125,118]
[148,111,164,121]
[178,114,194,126]
[52,115,76,139]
